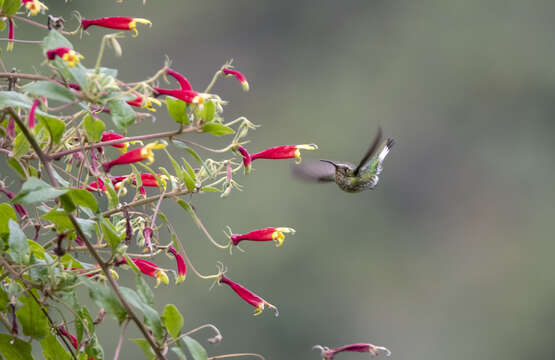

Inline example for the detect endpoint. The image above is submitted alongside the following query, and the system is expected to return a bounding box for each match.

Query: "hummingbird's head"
[319,160,352,176]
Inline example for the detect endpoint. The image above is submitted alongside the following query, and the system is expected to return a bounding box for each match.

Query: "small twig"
[208,353,265,360]
[113,319,130,360]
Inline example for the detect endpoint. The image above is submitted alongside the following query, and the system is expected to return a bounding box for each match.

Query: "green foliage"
[12,177,68,205]
[0,334,33,360]
[167,97,190,124]
[1,0,21,16]
[202,122,235,136]
[41,333,72,360]
[23,81,76,103]
[83,113,105,142]
[38,114,65,144]
[162,304,184,340]
[109,99,137,130]
[183,336,209,360]
[0,203,17,234]
[16,292,50,340]
[42,30,73,53]
[201,101,215,122]
[132,338,156,360]
[7,219,29,263]
[83,279,127,323]
[68,188,99,213]
[119,287,163,340]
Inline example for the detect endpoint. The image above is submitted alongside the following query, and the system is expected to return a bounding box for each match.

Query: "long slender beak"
[319,159,337,168]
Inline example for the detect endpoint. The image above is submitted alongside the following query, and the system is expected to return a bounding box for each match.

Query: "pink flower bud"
[222,68,249,91]
[28,99,40,129]
[219,274,278,316]
[167,245,187,284]
[235,145,252,173]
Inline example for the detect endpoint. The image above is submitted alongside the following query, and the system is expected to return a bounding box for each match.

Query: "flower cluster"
[22,0,48,16]
[154,68,206,104]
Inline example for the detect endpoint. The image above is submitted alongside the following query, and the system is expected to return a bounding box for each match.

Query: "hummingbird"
[292,128,394,193]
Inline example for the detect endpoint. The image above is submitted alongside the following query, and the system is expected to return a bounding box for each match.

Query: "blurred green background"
[5,0,555,359]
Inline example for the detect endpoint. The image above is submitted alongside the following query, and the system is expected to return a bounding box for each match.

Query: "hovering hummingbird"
[292,128,394,193]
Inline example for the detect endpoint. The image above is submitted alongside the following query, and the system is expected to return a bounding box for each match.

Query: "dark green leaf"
[41,333,71,360]
[7,157,27,179]
[16,293,49,340]
[99,217,123,248]
[0,203,17,234]
[0,288,8,312]
[171,140,202,163]
[166,98,189,124]
[8,219,29,263]
[201,101,215,122]
[108,99,136,130]
[37,115,65,144]
[202,123,234,136]
[83,114,105,142]
[59,193,76,213]
[83,279,127,323]
[13,132,30,159]
[12,177,68,205]
[0,334,32,360]
[172,347,188,360]
[119,287,163,340]
[136,275,154,306]
[0,19,4,32]
[131,339,156,360]
[42,30,72,53]
[23,81,76,103]
[162,304,184,340]
[68,188,99,213]
[182,336,208,360]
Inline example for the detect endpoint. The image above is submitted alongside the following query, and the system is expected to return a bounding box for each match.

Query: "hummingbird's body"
[292,128,394,193]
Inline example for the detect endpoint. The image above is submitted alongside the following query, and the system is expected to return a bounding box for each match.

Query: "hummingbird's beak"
[319,159,338,168]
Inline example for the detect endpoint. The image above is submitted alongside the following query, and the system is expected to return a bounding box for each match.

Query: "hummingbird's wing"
[291,160,336,183]
[353,127,382,176]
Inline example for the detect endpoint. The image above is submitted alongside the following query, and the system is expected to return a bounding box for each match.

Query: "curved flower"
[81,17,152,37]
[250,144,318,164]
[22,0,48,16]
[46,47,83,67]
[235,145,252,173]
[112,173,168,195]
[28,98,40,129]
[101,141,166,172]
[166,68,193,91]
[167,245,187,284]
[7,18,14,52]
[100,131,139,153]
[229,227,295,248]
[117,257,169,287]
[126,94,161,112]
[218,274,278,316]
[58,326,78,349]
[222,68,249,91]
[153,87,205,105]
[313,343,391,360]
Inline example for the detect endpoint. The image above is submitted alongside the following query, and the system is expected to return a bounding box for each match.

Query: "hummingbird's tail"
[378,138,395,163]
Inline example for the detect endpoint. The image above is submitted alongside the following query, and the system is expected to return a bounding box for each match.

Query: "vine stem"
[208,353,266,360]
[50,126,196,160]
[113,319,130,360]
[6,108,168,360]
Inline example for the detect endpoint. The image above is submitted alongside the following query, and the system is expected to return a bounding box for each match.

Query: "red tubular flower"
[167,245,187,284]
[111,173,168,195]
[58,326,78,349]
[117,257,169,287]
[28,98,40,129]
[56,80,81,91]
[222,68,249,92]
[250,144,318,164]
[229,227,295,248]
[313,343,391,360]
[21,0,48,16]
[126,94,161,112]
[102,141,166,172]
[81,17,152,37]
[100,131,134,152]
[166,68,193,91]
[236,145,252,173]
[153,87,205,105]
[219,274,278,316]
[46,47,84,67]
[7,18,14,52]
[86,178,106,192]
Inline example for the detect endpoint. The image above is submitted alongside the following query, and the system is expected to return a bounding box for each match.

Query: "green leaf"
[162,304,184,340]
[42,30,72,53]
[41,209,96,238]
[99,217,123,248]
[119,287,163,340]
[201,101,215,122]
[166,98,189,124]
[0,20,4,32]
[23,81,76,103]
[37,115,65,144]
[68,188,99,213]
[7,157,27,179]
[28,240,46,260]
[0,203,17,234]
[171,140,202,163]
[12,177,68,205]
[131,339,156,360]
[0,288,9,312]
[202,123,234,136]
[182,336,208,360]
[108,99,136,130]
[16,292,49,340]
[172,347,188,360]
[200,187,221,193]
[13,132,30,159]
[83,114,105,142]
[41,333,71,360]
[0,91,33,108]
[8,219,29,263]
[83,279,127,323]
[59,193,76,213]
[0,334,33,360]
[136,275,154,306]
[1,0,21,16]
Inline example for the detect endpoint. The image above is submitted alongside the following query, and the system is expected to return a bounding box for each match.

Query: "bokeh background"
[5,0,555,359]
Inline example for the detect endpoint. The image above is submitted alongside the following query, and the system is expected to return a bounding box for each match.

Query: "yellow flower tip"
[253,304,264,316]
[141,142,167,163]
[129,18,152,37]
[294,144,318,164]
[144,97,162,112]
[7,42,14,52]
[26,0,48,16]
[276,227,296,235]
[110,269,119,280]
[120,143,129,153]
[176,275,186,284]
[242,81,250,92]
[159,175,169,190]
[62,50,83,68]
[193,95,205,105]
[154,270,169,287]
